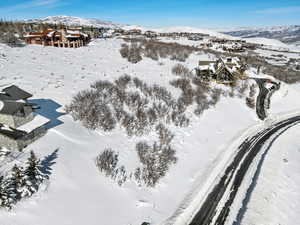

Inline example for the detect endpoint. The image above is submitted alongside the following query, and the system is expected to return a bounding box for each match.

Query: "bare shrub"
[171,64,192,77]
[120,43,143,63]
[128,43,142,63]
[236,81,249,98]
[155,123,174,145]
[96,149,119,177]
[65,90,117,131]
[115,74,132,89]
[136,141,177,187]
[246,97,255,109]
[119,44,129,58]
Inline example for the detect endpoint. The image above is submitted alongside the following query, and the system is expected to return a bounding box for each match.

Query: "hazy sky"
[1,0,300,28]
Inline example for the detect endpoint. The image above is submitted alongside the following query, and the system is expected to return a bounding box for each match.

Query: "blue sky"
[1,0,300,28]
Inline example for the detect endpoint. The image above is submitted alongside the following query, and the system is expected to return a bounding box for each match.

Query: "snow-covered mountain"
[25,15,121,28]
[222,25,300,45]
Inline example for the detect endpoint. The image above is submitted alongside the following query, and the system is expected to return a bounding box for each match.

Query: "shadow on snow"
[40,148,59,176]
[28,98,66,129]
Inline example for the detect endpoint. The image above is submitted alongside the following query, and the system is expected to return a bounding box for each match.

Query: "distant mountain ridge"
[222,25,300,45]
[24,16,231,39]
[25,15,122,29]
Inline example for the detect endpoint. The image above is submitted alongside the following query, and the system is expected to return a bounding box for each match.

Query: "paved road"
[189,115,300,225]
[255,79,280,120]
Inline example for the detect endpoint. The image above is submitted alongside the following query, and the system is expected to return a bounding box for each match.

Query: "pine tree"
[0,176,16,209]
[8,164,24,201]
[23,151,46,197]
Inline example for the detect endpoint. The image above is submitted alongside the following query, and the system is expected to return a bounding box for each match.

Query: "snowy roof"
[198,64,215,72]
[0,85,32,101]
[47,31,56,37]
[18,114,50,133]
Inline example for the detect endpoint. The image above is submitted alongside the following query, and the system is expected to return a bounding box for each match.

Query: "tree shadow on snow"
[28,99,66,129]
[40,148,59,176]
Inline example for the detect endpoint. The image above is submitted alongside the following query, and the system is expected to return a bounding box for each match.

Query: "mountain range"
[25,15,121,29]
[223,25,300,46]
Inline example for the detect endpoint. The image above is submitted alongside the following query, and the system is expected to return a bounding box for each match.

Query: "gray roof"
[0,101,32,115]
[0,128,26,140]
[0,85,32,101]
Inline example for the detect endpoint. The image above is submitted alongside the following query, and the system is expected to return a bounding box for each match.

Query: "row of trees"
[0,151,47,209]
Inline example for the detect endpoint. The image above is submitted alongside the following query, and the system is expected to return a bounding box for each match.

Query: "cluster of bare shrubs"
[171,64,193,77]
[121,39,198,63]
[66,74,189,137]
[119,43,143,63]
[246,84,257,109]
[67,75,191,187]
[95,149,128,186]
[135,124,176,187]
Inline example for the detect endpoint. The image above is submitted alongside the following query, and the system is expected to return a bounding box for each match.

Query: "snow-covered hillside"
[0,37,300,225]
[25,15,121,28]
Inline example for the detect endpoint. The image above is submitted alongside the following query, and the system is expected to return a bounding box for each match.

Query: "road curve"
[189,115,300,225]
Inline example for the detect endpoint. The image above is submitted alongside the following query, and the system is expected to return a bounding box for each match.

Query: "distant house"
[24,28,90,48]
[144,31,158,38]
[0,86,49,151]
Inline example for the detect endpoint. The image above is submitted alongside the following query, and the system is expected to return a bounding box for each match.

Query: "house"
[196,57,247,83]
[144,31,158,38]
[0,86,49,151]
[24,28,90,48]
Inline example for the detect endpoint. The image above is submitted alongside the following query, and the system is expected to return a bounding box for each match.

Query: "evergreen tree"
[0,176,16,209]
[8,164,24,201]
[23,151,46,197]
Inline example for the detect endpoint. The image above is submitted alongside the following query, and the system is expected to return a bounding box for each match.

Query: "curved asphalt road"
[189,115,300,225]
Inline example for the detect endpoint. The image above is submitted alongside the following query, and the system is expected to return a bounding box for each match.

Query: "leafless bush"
[136,141,177,187]
[65,90,117,131]
[249,84,257,98]
[171,64,192,77]
[236,81,249,98]
[246,97,255,109]
[119,44,129,58]
[155,123,174,145]
[120,43,143,63]
[96,149,119,177]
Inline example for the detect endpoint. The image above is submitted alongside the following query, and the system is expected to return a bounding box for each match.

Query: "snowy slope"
[0,38,300,225]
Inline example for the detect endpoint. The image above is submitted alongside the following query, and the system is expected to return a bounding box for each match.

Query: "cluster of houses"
[0,86,49,151]
[195,57,248,84]
[200,38,261,53]
[111,28,210,40]
[24,27,91,48]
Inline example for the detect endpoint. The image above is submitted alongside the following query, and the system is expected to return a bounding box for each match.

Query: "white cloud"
[254,6,300,14]
[0,0,66,13]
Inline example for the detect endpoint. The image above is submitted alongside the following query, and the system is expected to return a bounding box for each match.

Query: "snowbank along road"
[188,114,300,225]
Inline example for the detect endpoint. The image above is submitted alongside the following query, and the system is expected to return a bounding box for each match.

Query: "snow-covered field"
[0,38,300,225]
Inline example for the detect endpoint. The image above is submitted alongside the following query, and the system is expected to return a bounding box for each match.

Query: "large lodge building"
[24,28,90,48]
